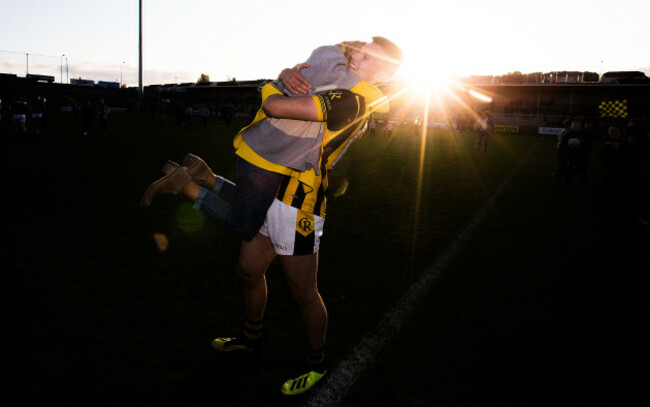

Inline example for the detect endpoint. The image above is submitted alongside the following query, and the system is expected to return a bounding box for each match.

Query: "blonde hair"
[337,41,367,62]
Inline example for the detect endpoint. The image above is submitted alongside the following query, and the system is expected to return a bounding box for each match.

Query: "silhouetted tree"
[197,74,210,85]
[504,71,525,84]
[524,72,543,83]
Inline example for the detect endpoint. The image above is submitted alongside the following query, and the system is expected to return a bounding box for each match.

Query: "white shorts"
[259,199,325,256]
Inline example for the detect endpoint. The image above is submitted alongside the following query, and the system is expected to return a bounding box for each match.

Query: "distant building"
[97,81,120,89]
[600,71,650,84]
[542,71,584,83]
[26,74,55,83]
[70,78,95,86]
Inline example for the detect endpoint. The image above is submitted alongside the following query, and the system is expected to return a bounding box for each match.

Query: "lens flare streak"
[468,89,493,103]
[153,233,169,252]
[386,74,494,267]
[410,90,430,266]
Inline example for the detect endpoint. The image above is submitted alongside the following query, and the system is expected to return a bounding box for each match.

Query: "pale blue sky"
[1,0,649,86]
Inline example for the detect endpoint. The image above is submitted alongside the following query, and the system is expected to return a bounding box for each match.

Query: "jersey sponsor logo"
[273,242,288,251]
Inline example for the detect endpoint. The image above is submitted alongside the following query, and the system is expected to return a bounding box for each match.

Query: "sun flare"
[398,57,453,96]
[397,38,462,93]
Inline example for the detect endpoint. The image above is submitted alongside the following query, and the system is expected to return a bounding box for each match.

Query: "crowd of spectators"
[0,94,47,136]
[553,116,649,220]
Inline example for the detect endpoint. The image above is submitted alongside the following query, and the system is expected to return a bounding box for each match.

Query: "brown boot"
[161,154,213,185]
[141,165,192,207]
[161,160,180,175]
[182,153,213,184]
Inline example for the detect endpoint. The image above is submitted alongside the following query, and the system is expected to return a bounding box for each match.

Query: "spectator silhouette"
[620,121,647,214]
[201,106,210,127]
[475,110,494,153]
[385,119,393,138]
[554,119,581,185]
[11,94,28,135]
[576,119,597,183]
[173,101,184,125]
[223,103,233,127]
[31,96,46,136]
[81,100,94,136]
[597,123,625,210]
[96,97,109,136]
[184,105,193,127]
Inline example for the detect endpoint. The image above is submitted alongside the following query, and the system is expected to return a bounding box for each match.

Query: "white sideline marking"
[304,138,542,407]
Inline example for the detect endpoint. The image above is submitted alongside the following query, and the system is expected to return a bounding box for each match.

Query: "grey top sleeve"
[273,45,360,95]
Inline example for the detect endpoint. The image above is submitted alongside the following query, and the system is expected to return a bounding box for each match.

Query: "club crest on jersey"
[328,90,343,99]
[296,210,314,237]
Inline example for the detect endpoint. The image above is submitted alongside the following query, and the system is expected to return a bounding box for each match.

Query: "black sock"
[307,346,327,373]
[243,318,263,342]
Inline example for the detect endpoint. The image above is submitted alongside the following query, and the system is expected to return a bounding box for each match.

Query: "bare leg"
[280,253,327,351]
[278,254,329,396]
[237,233,276,323]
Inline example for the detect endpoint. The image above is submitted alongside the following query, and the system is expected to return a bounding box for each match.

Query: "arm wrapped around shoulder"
[313,89,366,131]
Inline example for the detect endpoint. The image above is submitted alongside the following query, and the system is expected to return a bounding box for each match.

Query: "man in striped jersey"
[142,38,402,395]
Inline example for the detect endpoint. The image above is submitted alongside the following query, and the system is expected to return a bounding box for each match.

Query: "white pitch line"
[304,137,543,407]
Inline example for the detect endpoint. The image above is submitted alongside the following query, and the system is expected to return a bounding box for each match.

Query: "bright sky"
[1,0,649,87]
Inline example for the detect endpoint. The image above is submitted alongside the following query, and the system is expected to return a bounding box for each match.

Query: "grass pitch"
[2,112,648,406]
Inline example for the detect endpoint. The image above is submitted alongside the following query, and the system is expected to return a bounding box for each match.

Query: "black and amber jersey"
[275,81,387,217]
[312,89,365,131]
[234,80,388,217]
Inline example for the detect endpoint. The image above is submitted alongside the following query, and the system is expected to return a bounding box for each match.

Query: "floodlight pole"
[138,0,143,107]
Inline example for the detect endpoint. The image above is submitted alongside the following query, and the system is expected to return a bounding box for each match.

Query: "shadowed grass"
[2,113,648,406]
